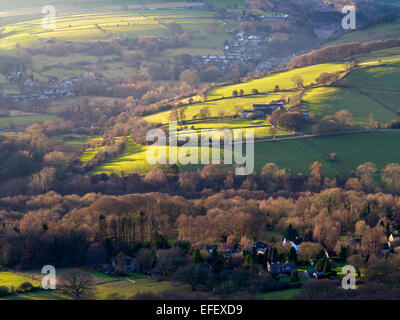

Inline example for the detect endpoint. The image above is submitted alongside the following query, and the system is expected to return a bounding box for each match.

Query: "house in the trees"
[253,241,268,254]
[388,233,400,249]
[267,262,296,276]
[283,237,303,252]
[241,100,286,119]
[298,269,324,280]
[103,255,139,275]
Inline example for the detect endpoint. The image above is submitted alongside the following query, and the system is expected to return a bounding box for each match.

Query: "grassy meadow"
[144,93,290,124]
[206,63,347,99]
[0,114,59,128]
[331,19,400,45]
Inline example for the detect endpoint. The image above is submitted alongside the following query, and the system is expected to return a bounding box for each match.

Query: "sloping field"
[310,131,400,174]
[206,63,347,99]
[0,9,233,53]
[345,65,400,90]
[254,131,400,177]
[0,114,59,128]
[175,119,290,139]
[330,19,400,44]
[144,92,290,124]
[0,272,40,289]
[301,86,399,127]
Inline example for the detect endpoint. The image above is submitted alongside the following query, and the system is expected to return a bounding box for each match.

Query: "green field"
[175,119,290,139]
[0,268,179,300]
[89,137,224,176]
[81,145,105,162]
[254,132,400,177]
[206,63,347,99]
[301,86,399,127]
[87,131,400,178]
[0,9,234,54]
[0,114,60,128]
[0,271,40,289]
[331,19,400,44]
[95,277,177,299]
[346,65,400,90]
[144,93,291,124]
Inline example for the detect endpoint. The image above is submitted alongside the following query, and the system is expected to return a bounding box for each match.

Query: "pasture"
[301,86,399,128]
[0,114,59,128]
[0,9,234,54]
[95,277,177,299]
[330,19,400,44]
[254,132,400,177]
[144,92,291,124]
[206,63,347,99]
[0,271,40,289]
[345,65,400,90]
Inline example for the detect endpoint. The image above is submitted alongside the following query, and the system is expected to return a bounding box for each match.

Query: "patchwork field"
[0,9,235,54]
[85,130,400,178]
[83,48,400,178]
[0,268,179,300]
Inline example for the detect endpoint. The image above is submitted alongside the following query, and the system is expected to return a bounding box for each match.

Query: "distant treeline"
[361,12,399,30]
[287,39,400,69]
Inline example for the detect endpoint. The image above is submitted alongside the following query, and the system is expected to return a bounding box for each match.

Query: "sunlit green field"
[206,63,347,99]
[144,92,291,124]
[0,9,234,54]
[175,119,291,139]
[90,137,225,176]
[81,145,105,162]
[0,272,40,289]
[95,277,177,299]
[0,267,179,300]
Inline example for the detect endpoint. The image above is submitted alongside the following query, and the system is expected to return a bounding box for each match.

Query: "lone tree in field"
[291,75,304,88]
[60,269,95,300]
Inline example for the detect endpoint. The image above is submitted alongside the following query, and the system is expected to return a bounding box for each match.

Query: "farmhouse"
[241,100,286,119]
[283,236,303,252]
[267,262,296,275]
[388,233,400,247]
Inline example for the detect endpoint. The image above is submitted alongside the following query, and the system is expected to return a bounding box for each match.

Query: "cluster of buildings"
[192,30,273,69]
[3,72,77,102]
[241,100,287,119]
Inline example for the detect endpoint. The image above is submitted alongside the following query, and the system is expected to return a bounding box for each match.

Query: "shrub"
[0,286,9,297]
[18,282,33,292]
